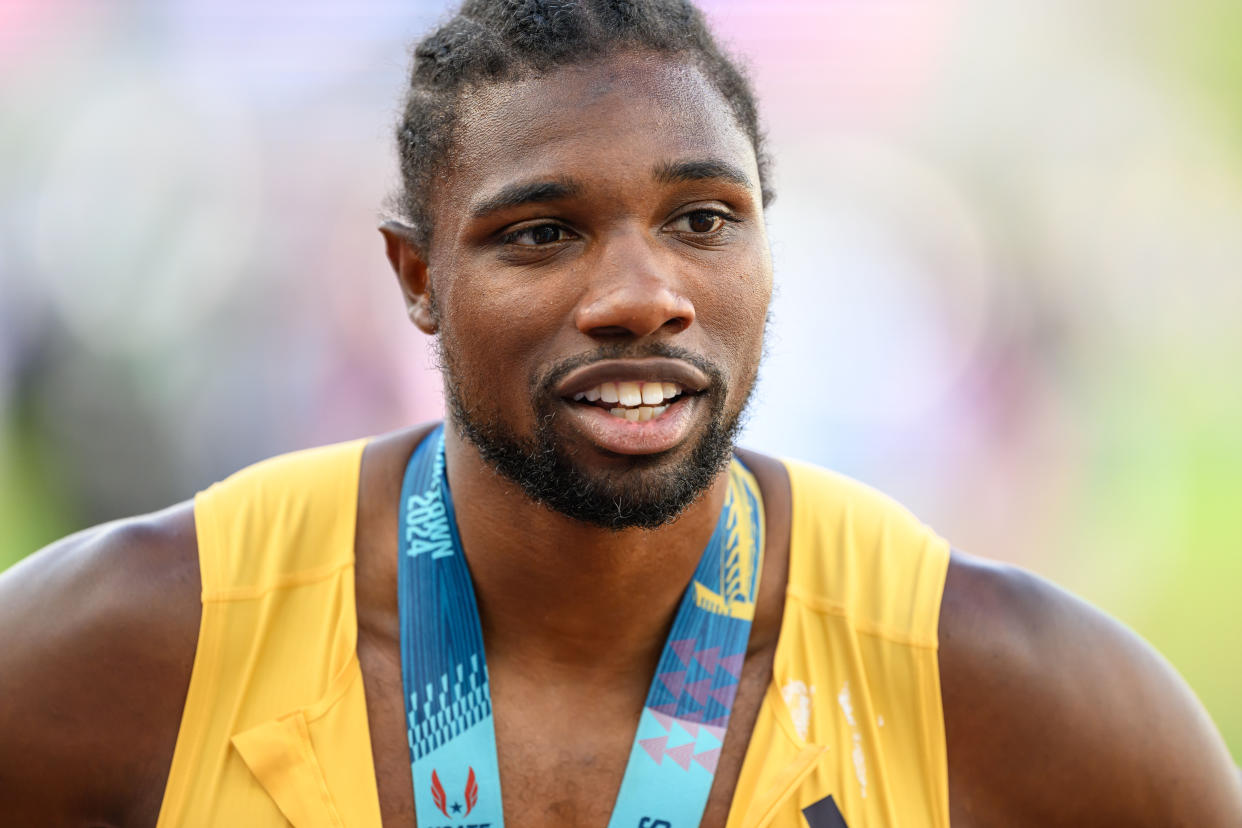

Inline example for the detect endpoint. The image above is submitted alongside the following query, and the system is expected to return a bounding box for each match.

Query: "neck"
[443,427,731,681]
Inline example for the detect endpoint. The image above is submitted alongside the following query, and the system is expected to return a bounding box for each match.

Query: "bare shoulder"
[939,551,1242,827]
[0,503,200,826]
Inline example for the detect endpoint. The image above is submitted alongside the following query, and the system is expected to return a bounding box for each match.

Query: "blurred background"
[1,0,1239,758]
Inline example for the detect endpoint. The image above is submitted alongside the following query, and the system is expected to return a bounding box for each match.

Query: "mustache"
[534,343,726,396]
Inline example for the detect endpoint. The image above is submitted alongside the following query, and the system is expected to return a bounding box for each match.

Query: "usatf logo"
[638,818,671,828]
[430,767,480,820]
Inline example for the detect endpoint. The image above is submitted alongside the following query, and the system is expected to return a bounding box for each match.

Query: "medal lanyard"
[398,425,765,828]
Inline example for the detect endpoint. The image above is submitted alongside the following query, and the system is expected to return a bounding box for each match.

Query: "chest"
[357,628,776,828]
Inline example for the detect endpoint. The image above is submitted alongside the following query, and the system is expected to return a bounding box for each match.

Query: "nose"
[573,229,695,339]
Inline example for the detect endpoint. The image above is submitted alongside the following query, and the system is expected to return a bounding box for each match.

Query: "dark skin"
[1,52,1239,826]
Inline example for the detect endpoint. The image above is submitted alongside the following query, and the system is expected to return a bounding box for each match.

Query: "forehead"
[439,53,759,212]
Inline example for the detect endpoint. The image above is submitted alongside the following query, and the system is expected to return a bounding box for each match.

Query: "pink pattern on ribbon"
[693,646,720,674]
[693,747,722,774]
[670,639,696,667]
[640,734,668,763]
[718,652,745,678]
[665,742,695,771]
[711,683,739,708]
[684,678,713,705]
[658,670,687,698]
[649,709,674,731]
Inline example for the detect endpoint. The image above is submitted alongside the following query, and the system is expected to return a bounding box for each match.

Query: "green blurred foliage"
[1055,358,1242,760]
[1162,0,1242,145]
[0,407,77,572]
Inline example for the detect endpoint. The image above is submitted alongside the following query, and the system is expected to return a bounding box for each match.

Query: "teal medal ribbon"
[398,424,765,827]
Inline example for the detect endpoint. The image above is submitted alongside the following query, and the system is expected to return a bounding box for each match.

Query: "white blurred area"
[2,0,1241,752]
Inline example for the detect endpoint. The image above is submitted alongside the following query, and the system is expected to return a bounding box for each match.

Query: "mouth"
[567,380,694,422]
[551,358,713,455]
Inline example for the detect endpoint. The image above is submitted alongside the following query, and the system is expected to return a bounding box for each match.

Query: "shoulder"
[774,458,949,643]
[779,458,946,558]
[195,437,369,527]
[0,503,200,825]
[939,551,1242,826]
[0,428,433,824]
[194,436,372,595]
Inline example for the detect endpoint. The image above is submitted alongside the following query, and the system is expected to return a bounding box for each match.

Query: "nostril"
[586,325,636,338]
[661,316,691,335]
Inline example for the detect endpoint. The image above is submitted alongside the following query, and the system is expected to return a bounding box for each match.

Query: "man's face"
[421,52,773,529]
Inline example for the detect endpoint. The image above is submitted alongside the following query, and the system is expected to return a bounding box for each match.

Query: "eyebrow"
[467,159,752,219]
[469,178,582,218]
[652,158,753,189]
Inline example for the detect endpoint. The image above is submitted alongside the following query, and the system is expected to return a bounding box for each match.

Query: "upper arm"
[939,552,1242,827]
[0,503,201,826]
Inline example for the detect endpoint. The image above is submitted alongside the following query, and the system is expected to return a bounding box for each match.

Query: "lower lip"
[560,396,699,455]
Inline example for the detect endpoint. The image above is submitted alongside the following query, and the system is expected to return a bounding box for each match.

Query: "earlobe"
[408,298,437,334]
[379,221,438,335]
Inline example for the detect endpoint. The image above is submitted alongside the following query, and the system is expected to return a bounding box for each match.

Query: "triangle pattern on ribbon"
[684,677,714,706]
[670,639,696,667]
[665,741,695,771]
[693,646,720,674]
[649,709,674,732]
[647,637,748,725]
[718,652,745,678]
[711,683,739,708]
[639,713,729,771]
[658,670,687,698]
[639,734,668,764]
[693,747,721,774]
[693,724,723,754]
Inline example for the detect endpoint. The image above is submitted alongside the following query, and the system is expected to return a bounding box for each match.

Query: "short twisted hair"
[395,0,772,249]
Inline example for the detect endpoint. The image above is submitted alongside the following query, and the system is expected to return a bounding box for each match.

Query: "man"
[1,0,1239,825]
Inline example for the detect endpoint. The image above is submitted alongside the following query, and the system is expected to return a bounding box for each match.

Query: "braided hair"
[395,0,772,249]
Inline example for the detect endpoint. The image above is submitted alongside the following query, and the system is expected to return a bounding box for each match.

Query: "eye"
[502,223,573,246]
[669,209,731,235]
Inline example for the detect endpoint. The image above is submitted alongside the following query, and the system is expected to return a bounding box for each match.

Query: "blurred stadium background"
[1,0,1239,758]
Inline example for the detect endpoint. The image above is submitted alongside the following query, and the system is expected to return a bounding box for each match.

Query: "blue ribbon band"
[397,425,764,828]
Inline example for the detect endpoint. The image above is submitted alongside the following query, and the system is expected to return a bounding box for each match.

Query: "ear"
[379,221,438,334]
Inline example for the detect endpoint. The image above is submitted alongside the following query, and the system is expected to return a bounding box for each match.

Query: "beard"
[438,341,754,531]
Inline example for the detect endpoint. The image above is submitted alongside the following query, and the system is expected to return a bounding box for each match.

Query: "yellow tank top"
[159,440,950,827]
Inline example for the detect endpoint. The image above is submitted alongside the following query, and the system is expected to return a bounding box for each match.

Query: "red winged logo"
[430,769,450,818]
[464,767,479,816]
[430,766,481,820]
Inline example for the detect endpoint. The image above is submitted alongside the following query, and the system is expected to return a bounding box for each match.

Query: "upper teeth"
[574,381,683,407]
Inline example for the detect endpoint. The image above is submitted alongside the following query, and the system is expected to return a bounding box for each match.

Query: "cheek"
[694,257,772,349]
[436,274,564,382]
